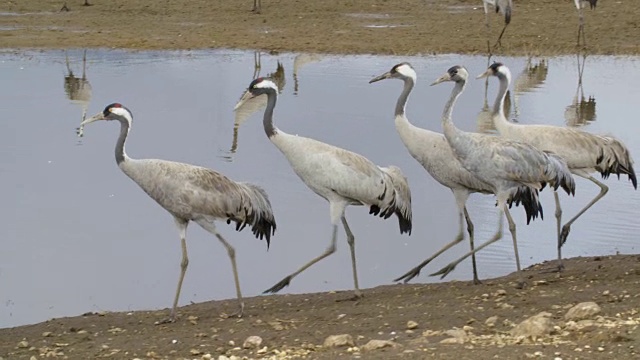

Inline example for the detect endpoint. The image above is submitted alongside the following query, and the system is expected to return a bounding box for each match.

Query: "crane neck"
[492,72,510,119]
[395,75,414,117]
[441,80,466,140]
[115,117,131,164]
[263,89,278,138]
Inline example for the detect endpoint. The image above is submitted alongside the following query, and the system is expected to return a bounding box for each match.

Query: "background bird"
[429,65,575,280]
[574,0,598,47]
[80,103,276,323]
[369,62,541,284]
[235,77,412,299]
[482,0,513,51]
[479,62,636,271]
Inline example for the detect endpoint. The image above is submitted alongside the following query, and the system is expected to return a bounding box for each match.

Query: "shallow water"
[1,49,638,328]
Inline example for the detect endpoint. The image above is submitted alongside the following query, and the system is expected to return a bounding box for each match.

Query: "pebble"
[407,320,419,330]
[243,335,263,349]
[42,332,53,337]
[17,341,29,348]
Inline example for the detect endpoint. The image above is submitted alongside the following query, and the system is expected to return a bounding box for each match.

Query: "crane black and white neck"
[80,103,276,323]
[235,77,412,299]
[482,0,513,52]
[428,65,575,280]
[369,62,542,284]
[478,62,636,271]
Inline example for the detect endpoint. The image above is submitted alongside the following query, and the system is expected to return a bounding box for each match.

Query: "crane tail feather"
[233,183,277,249]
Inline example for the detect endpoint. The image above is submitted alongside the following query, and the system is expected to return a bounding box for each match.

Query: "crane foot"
[430,263,458,279]
[393,265,425,283]
[263,275,292,294]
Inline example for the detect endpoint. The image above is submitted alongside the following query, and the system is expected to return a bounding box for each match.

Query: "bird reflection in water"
[512,57,548,120]
[293,53,323,95]
[223,52,286,161]
[64,50,92,139]
[564,51,596,127]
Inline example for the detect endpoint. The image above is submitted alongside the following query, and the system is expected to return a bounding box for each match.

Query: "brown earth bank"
[2,1,640,359]
[2,255,640,359]
[0,0,638,56]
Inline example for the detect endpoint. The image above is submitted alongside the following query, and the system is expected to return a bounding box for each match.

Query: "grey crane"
[478,62,636,271]
[482,0,513,51]
[369,62,542,284]
[574,0,598,47]
[235,77,412,299]
[252,0,261,14]
[428,65,575,280]
[80,103,276,323]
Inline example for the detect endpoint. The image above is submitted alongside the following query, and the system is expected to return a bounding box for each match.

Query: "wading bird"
[574,0,598,47]
[80,103,276,323]
[428,65,575,280]
[369,62,541,284]
[252,0,261,14]
[482,0,513,51]
[478,62,636,270]
[235,77,412,299]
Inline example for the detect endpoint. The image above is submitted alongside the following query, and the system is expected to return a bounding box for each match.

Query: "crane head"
[477,62,512,82]
[234,77,279,111]
[369,62,416,84]
[81,103,133,126]
[430,65,468,86]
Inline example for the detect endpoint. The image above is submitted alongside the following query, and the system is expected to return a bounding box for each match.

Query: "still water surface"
[1,49,638,328]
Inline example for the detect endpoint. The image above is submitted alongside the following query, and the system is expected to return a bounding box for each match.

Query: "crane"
[234,77,412,299]
[482,0,513,52]
[252,0,261,14]
[478,62,636,270]
[428,65,575,280]
[368,62,542,284]
[574,0,598,47]
[80,103,277,323]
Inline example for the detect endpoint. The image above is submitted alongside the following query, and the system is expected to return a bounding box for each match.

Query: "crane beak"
[80,112,106,126]
[430,73,451,86]
[369,72,391,84]
[476,69,492,79]
[234,90,256,111]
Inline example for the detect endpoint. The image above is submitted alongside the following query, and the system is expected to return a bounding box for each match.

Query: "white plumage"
[479,62,636,269]
[235,77,412,298]
[369,62,542,284]
[80,103,276,323]
[429,65,575,279]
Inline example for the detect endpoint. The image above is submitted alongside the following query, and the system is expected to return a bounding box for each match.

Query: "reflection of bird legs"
[229,122,240,154]
[253,52,261,79]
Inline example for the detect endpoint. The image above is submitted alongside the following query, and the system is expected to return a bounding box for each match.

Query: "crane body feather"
[119,159,276,243]
[270,131,412,233]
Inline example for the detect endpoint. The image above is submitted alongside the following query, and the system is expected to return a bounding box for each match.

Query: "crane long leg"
[431,197,508,280]
[504,205,520,271]
[156,218,189,325]
[554,190,564,270]
[494,23,508,49]
[342,216,362,299]
[464,206,480,284]
[194,218,245,317]
[559,174,609,248]
[264,201,346,294]
[394,191,478,284]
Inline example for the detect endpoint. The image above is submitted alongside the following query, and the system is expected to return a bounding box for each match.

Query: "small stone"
[217,356,230,360]
[485,316,499,327]
[201,355,212,360]
[243,335,263,349]
[256,346,268,354]
[407,320,419,330]
[463,325,474,331]
[77,330,88,335]
[362,339,396,351]
[534,351,543,356]
[228,340,235,346]
[495,289,507,296]
[337,313,347,320]
[598,347,604,352]
[190,349,203,355]
[42,332,53,337]
[510,312,554,338]
[602,290,610,296]
[323,334,354,348]
[564,302,601,321]
[17,341,29,348]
